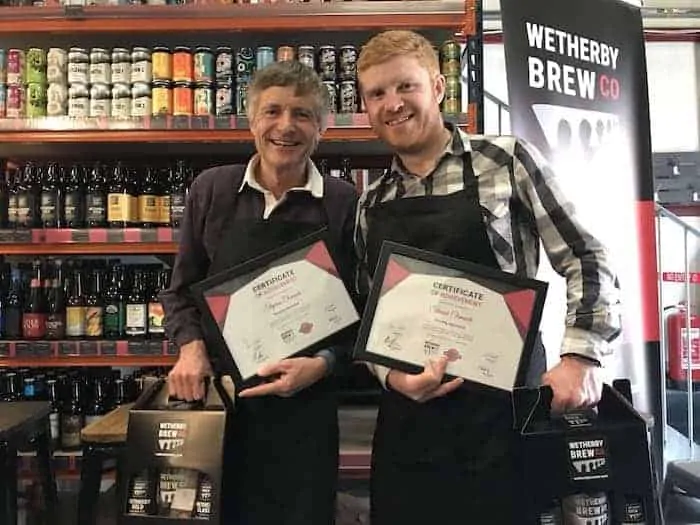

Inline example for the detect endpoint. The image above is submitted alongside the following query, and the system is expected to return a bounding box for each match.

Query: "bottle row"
[127,467,212,519]
[0,157,360,230]
[541,491,646,524]
[0,366,169,450]
[0,42,462,118]
[0,258,172,341]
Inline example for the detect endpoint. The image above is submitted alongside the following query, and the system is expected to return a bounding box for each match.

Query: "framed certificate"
[191,228,360,388]
[354,242,548,393]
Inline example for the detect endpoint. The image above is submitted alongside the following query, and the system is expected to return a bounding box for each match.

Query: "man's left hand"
[238,357,328,398]
[541,355,604,413]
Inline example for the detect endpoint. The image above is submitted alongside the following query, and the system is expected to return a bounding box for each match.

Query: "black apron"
[211,182,339,525]
[365,152,545,525]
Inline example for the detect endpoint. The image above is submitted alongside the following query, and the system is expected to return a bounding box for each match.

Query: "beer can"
[7,49,25,85]
[297,45,315,70]
[277,45,295,62]
[236,47,255,82]
[46,82,68,117]
[26,83,47,118]
[152,80,173,116]
[131,47,153,84]
[89,82,111,118]
[193,46,214,83]
[236,81,248,116]
[322,81,337,114]
[339,45,357,81]
[111,83,131,119]
[338,80,357,114]
[47,48,68,84]
[26,48,47,85]
[131,81,152,117]
[90,48,111,85]
[172,46,193,83]
[111,48,132,84]
[193,81,214,116]
[152,46,172,82]
[215,46,233,82]
[256,46,274,71]
[6,84,24,118]
[173,81,193,116]
[0,49,6,84]
[562,492,610,525]
[0,84,6,118]
[68,83,89,118]
[318,45,336,82]
[215,82,233,116]
[440,39,461,77]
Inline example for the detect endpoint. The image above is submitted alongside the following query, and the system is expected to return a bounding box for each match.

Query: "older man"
[161,60,358,525]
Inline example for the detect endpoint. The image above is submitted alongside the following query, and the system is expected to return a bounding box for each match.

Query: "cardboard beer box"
[514,380,663,524]
[119,378,234,524]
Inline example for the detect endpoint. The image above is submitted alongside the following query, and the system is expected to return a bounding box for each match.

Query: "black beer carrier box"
[118,378,234,524]
[515,379,663,524]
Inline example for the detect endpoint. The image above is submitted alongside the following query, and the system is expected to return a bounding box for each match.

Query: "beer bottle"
[0,162,8,229]
[63,163,86,229]
[41,162,63,228]
[6,165,18,229]
[16,161,40,229]
[86,161,107,228]
[104,264,125,339]
[3,372,22,401]
[156,166,170,227]
[169,160,187,229]
[85,377,108,426]
[65,268,86,338]
[107,161,133,228]
[318,158,330,178]
[125,269,147,338]
[46,378,61,448]
[60,379,84,450]
[127,469,155,516]
[22,259,47,340]
[147,269,168,339]
[193,474,213,519]
[4,267,23,339]
[138,166,159,229]
[340,157,354,185]
[46,259,66,340]
[85,269,104,338]
[615,494,646,524]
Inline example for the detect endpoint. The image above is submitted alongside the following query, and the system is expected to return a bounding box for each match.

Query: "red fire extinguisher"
[666,303,700,385]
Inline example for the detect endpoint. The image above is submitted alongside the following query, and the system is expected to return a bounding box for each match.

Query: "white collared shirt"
[238,155,324,219]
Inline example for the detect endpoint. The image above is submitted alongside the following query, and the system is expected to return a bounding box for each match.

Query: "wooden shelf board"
[0,128,378,144]
[0,2,465,33]
[0,356,176,367]
[0,242,178,255]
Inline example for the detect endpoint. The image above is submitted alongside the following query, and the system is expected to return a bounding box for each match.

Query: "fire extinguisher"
[666,303,700,386]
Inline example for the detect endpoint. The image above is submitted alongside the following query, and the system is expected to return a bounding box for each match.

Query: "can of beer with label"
[26,48,47,85]
[339,45,357,81]
[172,46,193,83]
[562,492,610,525]
[152,46,172,82]
[193,46,214,83]
[47,48,68,84]
[298,45,315,70]
[322,81,336,114]
[26,83,47,118]
[440,39,461,77]
[0,48,6,84]
[318,45,336,82]
[442,75,461,114]
[151,80,172,116]
[47,82,68,117]
[193,81,214,116]
[111,83,132,119]
[256,46,274,71]
[236,47,255,82]
[173,82,193,116]
[338,80,357,114]
[236,81,248,116]
[215,82,233,116]
[68,82,89,118]
[277,45,295,63]
[215,46,233,82]
[7,49,25,85]
[0,83,6,118]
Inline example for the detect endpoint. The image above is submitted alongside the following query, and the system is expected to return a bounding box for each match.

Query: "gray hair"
[246,60,330,129]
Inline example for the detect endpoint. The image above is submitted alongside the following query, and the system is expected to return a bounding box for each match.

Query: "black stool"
[0,401,57,524]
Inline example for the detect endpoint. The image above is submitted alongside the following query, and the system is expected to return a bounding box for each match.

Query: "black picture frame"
[353,241,548,394]
[191,227,359,389]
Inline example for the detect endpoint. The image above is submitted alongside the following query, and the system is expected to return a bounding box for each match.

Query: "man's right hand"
[386,357,464,403]
[168,340,213,402]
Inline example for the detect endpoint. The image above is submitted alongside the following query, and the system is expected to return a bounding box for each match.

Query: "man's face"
[250,86,321,173]
[359,54,444,154]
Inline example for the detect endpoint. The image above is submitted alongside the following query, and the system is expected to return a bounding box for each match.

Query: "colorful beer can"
[215,46,233,82]
[236,47,255,82]
[7,49,25,85]
[26,48,47,85]
[173,81,193,116]
[255,46,274,71]
[0,84,7,118]
[322,81,337,114]
[6,83,25,118]
[47,48,68,84]
[339,45,357,81]
[152,80,173,116]
[193,81,214,116]
[194,47,214,83]
[215,82,233,116]
[152,47,172,82]
[297,46,315,70]
[318,46,336,82]
[440,39,461,77]
[276,46,295,62]
[173,46,193,83]
[338,80,357,114]
[26,83,47,118]
[235,81,248,116]
[0,49,6,84]
[47,82,68,117]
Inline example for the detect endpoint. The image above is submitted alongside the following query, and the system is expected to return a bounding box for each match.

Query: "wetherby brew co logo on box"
[567,436,609,481]
[155,420,188,457]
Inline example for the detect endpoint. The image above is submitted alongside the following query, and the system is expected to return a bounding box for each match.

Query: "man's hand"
[386,357,464,403]
[238,357,328,398]
[168,340,213,402]
[542,355,604,413]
